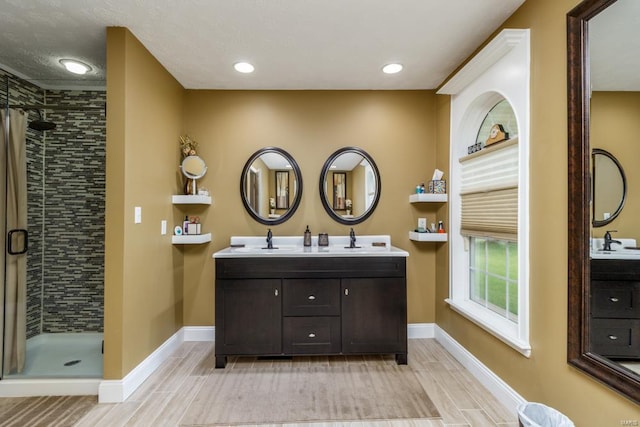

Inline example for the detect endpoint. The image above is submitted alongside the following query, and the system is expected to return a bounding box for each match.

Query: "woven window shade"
[460,142,518,239]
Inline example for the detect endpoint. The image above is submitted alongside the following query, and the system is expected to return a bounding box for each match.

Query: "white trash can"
[517,402,574,427]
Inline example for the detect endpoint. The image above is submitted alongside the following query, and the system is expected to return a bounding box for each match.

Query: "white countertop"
[591,237,640,260]
[213,235,409,258]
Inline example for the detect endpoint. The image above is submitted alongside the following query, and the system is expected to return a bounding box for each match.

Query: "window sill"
[445,298,531,357]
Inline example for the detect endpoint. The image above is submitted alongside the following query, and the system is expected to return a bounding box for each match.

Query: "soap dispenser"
[304,225,312,247]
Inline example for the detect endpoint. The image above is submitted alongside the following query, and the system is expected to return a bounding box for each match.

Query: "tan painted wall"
[591,91,640,240]
[104,6,639,420]
[435,1,640,424]
[182,90,440,326]
[105,27,185,379]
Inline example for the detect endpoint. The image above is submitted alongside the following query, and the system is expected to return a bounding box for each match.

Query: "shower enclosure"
[1,69,105,379]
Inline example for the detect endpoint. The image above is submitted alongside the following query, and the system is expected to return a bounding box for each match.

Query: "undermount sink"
[232,245,300,253]
[318,245,388,253]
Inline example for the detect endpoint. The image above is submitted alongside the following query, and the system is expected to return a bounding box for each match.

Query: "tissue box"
[187,223,201,235]
[428,180,446,194]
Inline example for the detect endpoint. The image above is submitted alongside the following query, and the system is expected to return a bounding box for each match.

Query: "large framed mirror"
[319,147,381,225]
[568,0,640,404]
[592,148,626,227]
[240,147,303,225]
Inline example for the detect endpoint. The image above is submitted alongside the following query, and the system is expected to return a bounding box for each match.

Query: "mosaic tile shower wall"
[1,69,105,338]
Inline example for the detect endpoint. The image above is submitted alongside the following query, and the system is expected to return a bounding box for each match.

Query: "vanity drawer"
[283,317,341,354]
[283,279,340,316]
[591,281,640,319]
[591,318,640,358]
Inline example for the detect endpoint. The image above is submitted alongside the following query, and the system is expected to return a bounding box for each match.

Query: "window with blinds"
[460,139,518,240]
[444,30,530,356]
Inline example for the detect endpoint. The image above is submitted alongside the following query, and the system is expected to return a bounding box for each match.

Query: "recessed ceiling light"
[234,62,255,73]
[382,63,403,74]
[59,59,91,75]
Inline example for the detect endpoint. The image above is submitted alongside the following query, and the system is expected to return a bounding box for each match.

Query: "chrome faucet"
[603,230,621,251]
[266,228,274,249]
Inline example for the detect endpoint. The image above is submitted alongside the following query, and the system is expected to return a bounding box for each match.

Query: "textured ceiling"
[0,0,525,90]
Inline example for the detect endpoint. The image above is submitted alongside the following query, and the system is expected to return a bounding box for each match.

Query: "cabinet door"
[341,278,407,355]
[216,279,282,355]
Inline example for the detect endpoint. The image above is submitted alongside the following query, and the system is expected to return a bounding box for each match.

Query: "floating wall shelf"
[409,231,447,242]
[172,195,212,205]
[409,193,447,203]
[172,233,212,245]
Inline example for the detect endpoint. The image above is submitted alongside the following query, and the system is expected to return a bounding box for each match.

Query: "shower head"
[28,110,56,131]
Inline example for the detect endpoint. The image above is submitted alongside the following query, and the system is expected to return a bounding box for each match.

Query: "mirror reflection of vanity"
[319,147,381,225]
[240,147,303,225]
[568,0,640,404]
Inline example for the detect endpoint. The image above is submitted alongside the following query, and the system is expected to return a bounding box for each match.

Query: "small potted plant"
[345,199,352,216]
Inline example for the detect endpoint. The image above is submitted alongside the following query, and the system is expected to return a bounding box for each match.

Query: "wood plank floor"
[0,339,519,426]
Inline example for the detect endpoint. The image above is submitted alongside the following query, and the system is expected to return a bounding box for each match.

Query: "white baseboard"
[407,323,435,339]
[434,325,525,418]
[183,326,215,341]
[98,328,184,403]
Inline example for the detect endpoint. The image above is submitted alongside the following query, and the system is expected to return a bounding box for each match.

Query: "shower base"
[5,332,103,379]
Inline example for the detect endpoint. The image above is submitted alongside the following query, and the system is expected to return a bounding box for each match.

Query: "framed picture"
[333,172,346,210]
[275,171,289,209]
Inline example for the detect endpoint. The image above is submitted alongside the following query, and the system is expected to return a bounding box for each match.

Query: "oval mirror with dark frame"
[592,148,626,227]
[240,147,303,225]
[319,147,381,225]
[568,0,640,404]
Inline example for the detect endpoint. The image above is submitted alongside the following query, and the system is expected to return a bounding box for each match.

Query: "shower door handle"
[7,229,28,255]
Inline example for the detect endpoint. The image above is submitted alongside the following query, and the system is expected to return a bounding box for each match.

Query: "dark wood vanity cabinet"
[215,279,282,356]
[215,256,407,368]
[341,278,407,363]
[590,259,640,359]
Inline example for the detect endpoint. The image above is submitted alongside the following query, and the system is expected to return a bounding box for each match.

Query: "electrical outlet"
[161,220,167,235]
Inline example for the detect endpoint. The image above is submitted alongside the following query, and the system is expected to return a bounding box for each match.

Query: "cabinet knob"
[308,333,316,338]
[275,289,279,297]
[608,335,618,340]
[345,289,349,296]
[609,297,619,303]
[308,295,316,300]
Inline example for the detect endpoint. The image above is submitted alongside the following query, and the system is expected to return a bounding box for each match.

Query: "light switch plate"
[161,220,167,235]
[134,206,142,224]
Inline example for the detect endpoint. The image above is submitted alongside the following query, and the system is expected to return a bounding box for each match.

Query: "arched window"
[439,29,530,356]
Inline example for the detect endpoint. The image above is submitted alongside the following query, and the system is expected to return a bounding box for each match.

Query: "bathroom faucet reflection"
[602,230,621,251]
